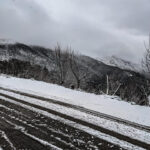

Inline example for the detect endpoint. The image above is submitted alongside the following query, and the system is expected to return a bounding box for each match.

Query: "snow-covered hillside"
[0,75,149,127]
[100,56,142,73]
[0,38,16,45]
[0,42,148,106]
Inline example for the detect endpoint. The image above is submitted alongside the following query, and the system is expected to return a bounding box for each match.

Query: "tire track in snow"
[0,117,58,150]
[0,87,149,133]
[0,99,122,150]
[0,93,148,149]
[0,107,80,150]
[0,129,16,150]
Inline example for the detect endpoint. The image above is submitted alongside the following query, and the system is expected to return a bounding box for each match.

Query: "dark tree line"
[0,59,51,82]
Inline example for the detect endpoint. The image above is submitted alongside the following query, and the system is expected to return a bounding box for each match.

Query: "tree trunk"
[77,79,80,89]
[106,75,109,95]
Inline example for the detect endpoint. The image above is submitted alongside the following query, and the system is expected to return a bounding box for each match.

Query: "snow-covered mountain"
[100,56,142,73]
[0,38,16,45]
[0,42,149,105]
[0,40,142,73]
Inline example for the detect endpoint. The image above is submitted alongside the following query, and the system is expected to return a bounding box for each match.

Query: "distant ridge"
[100,55,142,73]
[0,38,16,44]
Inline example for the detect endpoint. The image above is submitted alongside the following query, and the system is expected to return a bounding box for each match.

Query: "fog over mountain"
[0,0,150,63]
[100,56,142,73]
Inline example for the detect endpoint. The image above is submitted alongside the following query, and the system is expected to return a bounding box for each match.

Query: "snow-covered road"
[0,75,150,149]
[0,75,149,127]
[0,87,149,149]
[0,92,126,150]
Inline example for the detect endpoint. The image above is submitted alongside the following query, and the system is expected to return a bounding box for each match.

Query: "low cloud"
[0,0,150,63]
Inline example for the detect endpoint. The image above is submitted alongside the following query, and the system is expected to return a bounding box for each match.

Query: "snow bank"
[0,75,149,126]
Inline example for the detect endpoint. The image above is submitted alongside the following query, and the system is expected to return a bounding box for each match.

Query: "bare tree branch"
[112,83,121,96]
[142,35,150,75]
[68,49,89,89]
[106,75,109,95]
[54,43,69,85]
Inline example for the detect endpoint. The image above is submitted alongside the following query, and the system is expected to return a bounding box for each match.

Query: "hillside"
[0,75,150,150]
[0,42,149,105]
[100,56,142,73]
[0,75,150,126]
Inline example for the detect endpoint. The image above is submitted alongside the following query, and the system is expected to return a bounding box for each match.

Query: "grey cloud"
[0,0,149,63]
[100,0,150,35]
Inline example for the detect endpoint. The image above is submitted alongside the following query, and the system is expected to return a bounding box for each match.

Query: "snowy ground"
[0,75,149,127]
[0,96,143,150]
[0,75,150,149]
[0,89,150,145]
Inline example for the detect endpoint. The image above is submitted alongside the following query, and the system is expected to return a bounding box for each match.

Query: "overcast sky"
[0,0,150,63]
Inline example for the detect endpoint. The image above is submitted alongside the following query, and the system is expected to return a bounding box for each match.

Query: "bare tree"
[142,34,150,75]
[54,44,69,85]
[105,75,121,95]
[112,83,122,96]
[141,35,150,105]
[69,50,89,89]
[106,75,109,94]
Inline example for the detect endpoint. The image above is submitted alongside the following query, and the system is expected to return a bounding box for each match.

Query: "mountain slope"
[0,42,149,105]
[100,56,142,73]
